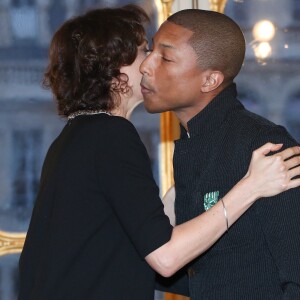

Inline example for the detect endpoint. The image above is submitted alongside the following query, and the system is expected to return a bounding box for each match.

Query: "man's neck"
[175,84,230,130]
[175,96,215,131]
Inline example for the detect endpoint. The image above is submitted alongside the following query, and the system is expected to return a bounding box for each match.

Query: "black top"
[174,84,300,299]
[18,114,173,300]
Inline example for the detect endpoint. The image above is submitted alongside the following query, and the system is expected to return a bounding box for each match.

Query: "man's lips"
[140,84,152,94]
[140,78,154,94]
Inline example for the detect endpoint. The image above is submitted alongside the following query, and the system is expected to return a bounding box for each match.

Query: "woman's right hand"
[243,143,300,199]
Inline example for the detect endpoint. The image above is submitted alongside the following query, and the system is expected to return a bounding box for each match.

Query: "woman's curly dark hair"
[43,5,149,117]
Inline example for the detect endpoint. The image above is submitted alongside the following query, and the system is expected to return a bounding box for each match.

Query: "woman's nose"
[140,55,151,75]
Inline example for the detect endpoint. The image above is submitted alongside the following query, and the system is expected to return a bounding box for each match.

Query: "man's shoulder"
[230,108,276,130]
[229,108,297,144]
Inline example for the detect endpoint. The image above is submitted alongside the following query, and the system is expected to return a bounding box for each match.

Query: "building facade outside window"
[11,129,42,210]
[11,0,38,43]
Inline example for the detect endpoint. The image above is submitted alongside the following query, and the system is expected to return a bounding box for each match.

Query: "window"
[11,129,42,209]
[10,0,37,42]
[293,0,300,22]
[236,88,265,116]
[12,264,20,300]
[0,267,2,300]
[48,2,66,33]
[131,104,160,186]
[225,1,250,28]
[285,91,300,142]
[12,0,35,7]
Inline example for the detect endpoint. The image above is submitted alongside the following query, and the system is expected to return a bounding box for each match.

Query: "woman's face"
[119,41,148,118]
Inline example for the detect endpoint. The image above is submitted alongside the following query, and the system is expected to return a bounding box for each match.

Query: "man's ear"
[201,71,224,92]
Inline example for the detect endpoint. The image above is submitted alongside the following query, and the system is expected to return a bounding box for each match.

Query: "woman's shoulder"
[84,115,141,148]
[79,114,137,136]
[100,115,138,137]
[106,115,136,129]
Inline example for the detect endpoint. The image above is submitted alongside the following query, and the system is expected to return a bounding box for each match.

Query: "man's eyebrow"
[151,38,176,50]
[159,42,176,50]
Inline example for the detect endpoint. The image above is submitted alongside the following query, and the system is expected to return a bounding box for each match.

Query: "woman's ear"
[201,71,224,92]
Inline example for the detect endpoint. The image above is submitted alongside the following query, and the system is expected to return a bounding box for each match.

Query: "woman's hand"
[244,143,300,199]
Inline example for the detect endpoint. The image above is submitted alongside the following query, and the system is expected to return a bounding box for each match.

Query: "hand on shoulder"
[243,143,300,199]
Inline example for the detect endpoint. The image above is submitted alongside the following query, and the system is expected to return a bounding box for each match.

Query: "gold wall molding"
[192,0,199,9]
[160,1,228,299]
[161,0,174,19]
[159,0,179,197]
[161,1,187,300]
[160,112,180,196]
[209,0,227,13]
[0,230,26,256]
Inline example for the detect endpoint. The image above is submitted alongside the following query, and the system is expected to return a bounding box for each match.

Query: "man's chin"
[144,105,166,114]
[142,100,161,114]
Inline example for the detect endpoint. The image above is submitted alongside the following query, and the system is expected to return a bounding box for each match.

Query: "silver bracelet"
[220,198,229,232]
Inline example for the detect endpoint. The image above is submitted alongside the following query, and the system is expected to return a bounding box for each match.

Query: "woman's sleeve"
[155,269,189,297]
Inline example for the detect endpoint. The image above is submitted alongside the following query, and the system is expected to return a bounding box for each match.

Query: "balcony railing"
[0,61,46,85]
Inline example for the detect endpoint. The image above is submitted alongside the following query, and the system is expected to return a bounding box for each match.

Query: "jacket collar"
[180,83,243,139]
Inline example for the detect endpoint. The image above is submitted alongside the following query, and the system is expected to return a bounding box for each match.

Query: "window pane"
[0,1,162,300]
[225,0,300,142]
[10,7,38,40]
[12,129,42,210]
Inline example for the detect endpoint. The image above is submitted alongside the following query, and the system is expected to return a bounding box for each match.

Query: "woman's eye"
[144,48,152,55]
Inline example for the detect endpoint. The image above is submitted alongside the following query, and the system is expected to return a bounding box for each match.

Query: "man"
[140,9,300,299]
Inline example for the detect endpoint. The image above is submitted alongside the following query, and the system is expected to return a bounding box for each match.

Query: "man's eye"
[162,57,172,62]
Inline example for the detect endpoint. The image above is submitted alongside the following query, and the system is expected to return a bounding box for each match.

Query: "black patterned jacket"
[174,83,300,300]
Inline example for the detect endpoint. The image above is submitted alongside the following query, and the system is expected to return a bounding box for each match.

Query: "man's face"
[140,21,203,115]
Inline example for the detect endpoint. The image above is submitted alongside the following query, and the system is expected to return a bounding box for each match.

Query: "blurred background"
[0,0,299,299]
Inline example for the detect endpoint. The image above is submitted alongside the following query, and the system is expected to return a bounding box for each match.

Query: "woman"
[18,5,300,300]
